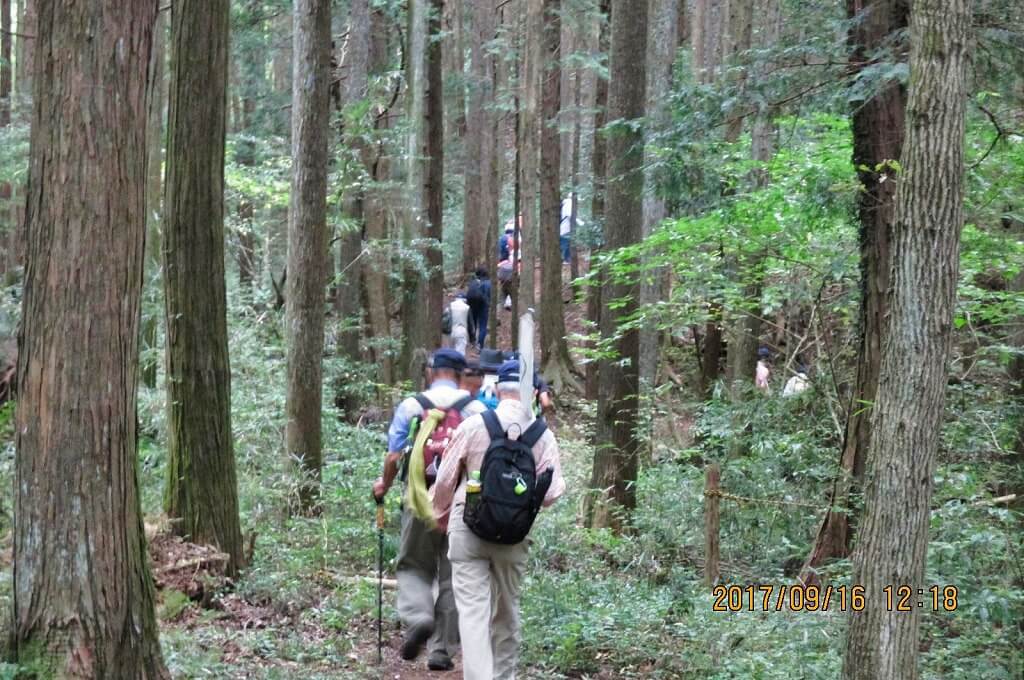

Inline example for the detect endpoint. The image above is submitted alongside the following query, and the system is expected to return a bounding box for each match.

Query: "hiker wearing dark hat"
[431,360,565,680]
[373,348,486,671]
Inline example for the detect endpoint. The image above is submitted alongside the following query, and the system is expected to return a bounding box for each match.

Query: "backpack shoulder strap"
[481,409,505,442]
[520,418,548,448]
[452,394,475,414]
[413,393,434,411]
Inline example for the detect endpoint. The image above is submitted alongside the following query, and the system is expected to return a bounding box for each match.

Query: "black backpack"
[466,278,486,306]
[463,410,553,545]
[441,307,452,335]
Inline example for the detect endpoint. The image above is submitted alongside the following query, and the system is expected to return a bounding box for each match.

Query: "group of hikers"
[372,347,563,678]
[755,347,811,396]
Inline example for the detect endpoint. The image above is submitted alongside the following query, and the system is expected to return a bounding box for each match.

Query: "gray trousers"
[397,508,459,655]
[448,510,528,680]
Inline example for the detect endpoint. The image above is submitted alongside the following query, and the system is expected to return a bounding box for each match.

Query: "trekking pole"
[375,496,385,665]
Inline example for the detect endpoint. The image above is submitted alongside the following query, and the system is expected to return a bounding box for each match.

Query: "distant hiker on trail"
[447,294,473,356]
[497,246,519,311]
[559,196,581,264]
[498,223,514,261]
[431,359,565,680]
[755,347,772,393]
[466,268,491,348]
[783,362,810,397]
[372,349,486,672]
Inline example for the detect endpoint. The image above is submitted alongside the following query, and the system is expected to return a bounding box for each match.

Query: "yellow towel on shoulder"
[405,408,445,528]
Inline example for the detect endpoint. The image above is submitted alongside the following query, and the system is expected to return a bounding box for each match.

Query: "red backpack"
[413,394,474,486]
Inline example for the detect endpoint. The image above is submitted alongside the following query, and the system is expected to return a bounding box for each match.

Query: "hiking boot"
[427,650,454,671]
[401,622,433,661]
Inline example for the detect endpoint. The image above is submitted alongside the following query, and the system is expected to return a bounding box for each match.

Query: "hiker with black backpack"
[372,349,487,671]
[431,359,565,680]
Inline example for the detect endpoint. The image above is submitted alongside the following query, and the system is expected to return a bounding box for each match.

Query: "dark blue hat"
[432,348,467,371]
[479,348,506,372]
[497,359,521,384]
[758,347,771,358]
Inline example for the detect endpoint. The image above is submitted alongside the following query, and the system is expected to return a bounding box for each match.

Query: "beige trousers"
[448,508,529,680]
[397,509,459,655]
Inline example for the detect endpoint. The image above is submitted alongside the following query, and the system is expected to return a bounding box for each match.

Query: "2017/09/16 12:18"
[711,584,960,613]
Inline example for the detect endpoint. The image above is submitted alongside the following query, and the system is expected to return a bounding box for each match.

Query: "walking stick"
[375,496,385,665]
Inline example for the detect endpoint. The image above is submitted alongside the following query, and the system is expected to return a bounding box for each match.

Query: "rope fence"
[703,463,828,585]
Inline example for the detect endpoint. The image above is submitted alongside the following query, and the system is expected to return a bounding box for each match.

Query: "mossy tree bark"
[11,0,168,675]
[803,0,908,579]
[843,0,971,675]
[586,0,647,531]
[163,0,245,572]
[286,0,332,512]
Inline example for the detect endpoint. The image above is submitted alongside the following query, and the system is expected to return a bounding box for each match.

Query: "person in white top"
[559,196,582,264]
[448,295,472,356]
[783,363,810,397]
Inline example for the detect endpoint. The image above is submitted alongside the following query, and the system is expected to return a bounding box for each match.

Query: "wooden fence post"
[704,463,721,586]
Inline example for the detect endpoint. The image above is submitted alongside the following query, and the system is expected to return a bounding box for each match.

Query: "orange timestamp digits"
[711,584,960,612]
[711,585,866,612]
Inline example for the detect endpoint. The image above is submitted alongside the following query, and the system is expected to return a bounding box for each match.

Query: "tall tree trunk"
[723,0,776,393]
[0,0,11,283]
[400,0,431,378]
[586,0,647,530]
[163,0,245,573]
[273,10,293,96]
[235,3,266,299]
[517,0,542,314]
[722,0,752,141]
[539,0,576,390]
[803,0,909,578]
[142,9,167,390]
[584,0,611,401]
[14,0,33,99]
[336,0,371,364]
[485,1,506,349]
[639,0,679,389]
[425,0,445,350]
[11,1,169,675]
[462,0,494,274]
[286,0,332,511]
[693,0,725,84]
[443,0,466,163]
[0,0,10,127]
[362,7,394,384]
[843,0,970,675]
